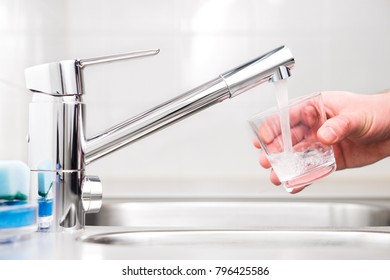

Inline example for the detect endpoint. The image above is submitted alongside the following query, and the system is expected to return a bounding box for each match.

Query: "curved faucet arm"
[85,46,294,164]
[85,77,231,164]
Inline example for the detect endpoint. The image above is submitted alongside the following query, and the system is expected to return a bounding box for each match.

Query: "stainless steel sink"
[82,198,390,259]
[86,198,390,228]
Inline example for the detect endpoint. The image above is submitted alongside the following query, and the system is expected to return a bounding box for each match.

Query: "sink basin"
[82,198,390,259]
[80,229,390,259]
[86,198,390,228]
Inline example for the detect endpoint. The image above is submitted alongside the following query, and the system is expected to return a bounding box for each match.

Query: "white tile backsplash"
[1,0,389,197]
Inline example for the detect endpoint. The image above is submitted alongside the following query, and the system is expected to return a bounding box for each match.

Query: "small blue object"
[38,198,53,217]
[0,201,36,229]
[0,160,30,200]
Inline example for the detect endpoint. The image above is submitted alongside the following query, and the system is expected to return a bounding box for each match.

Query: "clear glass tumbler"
[248,92,336,192]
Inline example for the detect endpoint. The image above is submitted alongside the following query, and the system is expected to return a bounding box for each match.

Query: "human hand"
[254,90,390,194]
[318,91,390,169]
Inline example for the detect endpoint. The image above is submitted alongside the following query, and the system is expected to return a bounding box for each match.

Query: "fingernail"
[320,126,338,143]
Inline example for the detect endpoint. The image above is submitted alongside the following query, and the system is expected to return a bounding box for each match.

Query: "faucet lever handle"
[25,48,160,96]
[78,49,160,68]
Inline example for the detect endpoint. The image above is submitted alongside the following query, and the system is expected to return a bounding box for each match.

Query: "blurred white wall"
[1,0,389,198]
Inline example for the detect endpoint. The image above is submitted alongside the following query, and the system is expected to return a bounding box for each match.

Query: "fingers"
[254,123,310,153]
[269,169,281,185]
[317,125,338,144]
[252,137,261,149]
[253,105,318,150]
[317,112,368,145]
[259,150,271,168]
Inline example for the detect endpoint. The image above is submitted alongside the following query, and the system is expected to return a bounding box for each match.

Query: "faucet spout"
[85,45,294,164]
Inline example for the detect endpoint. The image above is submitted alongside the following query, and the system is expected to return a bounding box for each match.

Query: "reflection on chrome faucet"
[25,46,294,231]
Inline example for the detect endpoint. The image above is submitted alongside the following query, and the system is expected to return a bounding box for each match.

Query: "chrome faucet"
[25,45,294,231]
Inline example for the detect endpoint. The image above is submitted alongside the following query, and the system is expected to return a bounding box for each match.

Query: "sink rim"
[79,227,390,247]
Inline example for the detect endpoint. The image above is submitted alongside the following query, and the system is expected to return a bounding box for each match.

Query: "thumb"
[317,113,366,145]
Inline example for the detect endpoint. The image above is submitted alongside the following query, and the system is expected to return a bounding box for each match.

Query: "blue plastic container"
[0,201,37,243]
[0,161,37,243]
